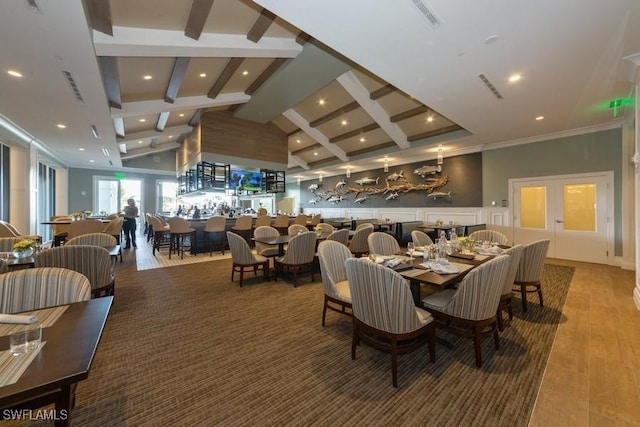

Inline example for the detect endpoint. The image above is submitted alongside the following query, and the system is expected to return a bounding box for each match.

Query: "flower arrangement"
[13,239,36,250]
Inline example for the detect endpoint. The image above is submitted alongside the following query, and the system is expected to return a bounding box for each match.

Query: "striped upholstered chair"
[513,240,550,312]
[326,228,350,246]
[0,237,23,252]
[149,215,171,256]
[226,231,269,287]
[422,255,510,367]
[411,230,434,247]
[253,226,281,266]
[274,231,317,287]
[66,232,119,265]
[317,241,352,326]
[35,245,115,298]
[314,223,335,233]
[367,232,400,256]
[347,223,373,257]
[468,229,509,245]
[497,244,524,330]
[67,219,105,240]
[0,259,8,275]
[0,267,91,313]
[287,224,308,236]
[345,258,436,387]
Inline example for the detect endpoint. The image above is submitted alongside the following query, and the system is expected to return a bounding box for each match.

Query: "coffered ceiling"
[1,0,639,181]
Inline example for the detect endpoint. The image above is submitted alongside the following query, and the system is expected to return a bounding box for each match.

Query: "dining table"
[0,297,113,426]
[2,246,121,270]
[253,231,355,256]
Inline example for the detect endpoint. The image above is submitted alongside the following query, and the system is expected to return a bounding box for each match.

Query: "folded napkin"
[422,261,459,274]
[475,246,504,255]
[384,258,403,268]
[0,314,37,324]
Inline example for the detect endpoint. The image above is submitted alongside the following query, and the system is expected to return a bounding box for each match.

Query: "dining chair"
[168,216,195,259]
[468,229,509,245]
[345,258,436,387]
[0,259,8,275]
[35,245,115,298]
[231,215,253,246]
[102,216,124,245]
[317,241,353,326]
[314,223,335,233]
[422,254,510,367]
[0,267,91,313]
[253,226,281,267]
[204,216,227,256]
[348,223,373,257]
[51,216,72,246]
[273,214,290,235]
[0,220,41,243]
[309,214,322,226]
[411,230,434,247]
[226,231,269,287]
[254,215,272,228]
[65,232,119,266]
[148,215,171,256]
[0,237,23,252]
[67,219,105,240]
[326,228,350,246]
[513,239,550,312]
[274,231,317,287]
[293,214,308,226]
[287,224,308,236]
[368,232,400,256]
[497,244,523,330]
[355,222,374,231]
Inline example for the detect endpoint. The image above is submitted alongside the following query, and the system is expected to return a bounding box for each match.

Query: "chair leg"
[351,320,359,360]
[520,284,528,312]
[322,295,328,326]
[493,325,500,350]
[427,324,436,363]
[473,325,483,368]
[497,307,505,332]
[537,284,544,307]
[391,337,399,387]
[239,268,244,287]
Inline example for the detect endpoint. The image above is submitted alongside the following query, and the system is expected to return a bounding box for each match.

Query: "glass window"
[520,186,546,229]
[563,184,596,231]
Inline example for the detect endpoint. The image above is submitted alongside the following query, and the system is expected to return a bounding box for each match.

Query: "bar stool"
[231,215,253,247]
[168,217,195,259]
[204,216,227,256]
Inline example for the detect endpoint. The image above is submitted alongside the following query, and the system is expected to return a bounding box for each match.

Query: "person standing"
[122,198,139,249]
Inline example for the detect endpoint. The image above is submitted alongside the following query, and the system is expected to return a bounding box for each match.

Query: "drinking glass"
[407,242,414,257]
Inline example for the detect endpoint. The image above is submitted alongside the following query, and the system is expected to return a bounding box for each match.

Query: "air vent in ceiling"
[478,73,503,99]
[149,137,158,148]
[63,71,84,103]
[26,0,42,15]
[410,0,442,27]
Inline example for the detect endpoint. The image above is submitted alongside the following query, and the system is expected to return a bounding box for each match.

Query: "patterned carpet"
[10,256,574,427]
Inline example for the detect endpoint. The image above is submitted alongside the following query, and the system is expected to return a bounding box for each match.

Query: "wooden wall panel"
[200,111,287,164]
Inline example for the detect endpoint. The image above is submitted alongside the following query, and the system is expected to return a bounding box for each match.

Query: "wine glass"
[407,242,415,257]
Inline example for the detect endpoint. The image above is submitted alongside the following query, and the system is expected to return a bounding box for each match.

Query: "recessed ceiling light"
[78,148,85,151]
[89,159,95,163]
[318,99,325,106]
[179,113,184,117]
[138,140,144,144]
[484,35,499,44]
[426,115,434,123]
[296,139,301,144]
[341,120,348,126]
[313,151,318,156]
[359,137,366,142]
[199,73,207,78]
[536,116,544,121]
[508,74,522,83]
[56,123,66,129]
[143,75,152,80]
[242,70,249,76]
[169,135,174,139]
[139,118,146,123]
[7,70,22,78]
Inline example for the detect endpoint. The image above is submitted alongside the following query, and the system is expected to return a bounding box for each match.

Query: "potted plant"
[13,239,36,258]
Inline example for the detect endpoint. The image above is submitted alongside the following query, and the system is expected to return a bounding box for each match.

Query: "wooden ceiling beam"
[291,143,321,156]
[390,105,430,123]
[347,141,396,157]
[329,123,380,143]
[185,0,215,40]
[98,56,121,109]
[245,58,288,95]
[309,101,359,128]
[407,124,464,142]
[370,84,395,100]
[207,58,245,99]
[286,128,302,137]
[165,57,190,103]
[85,0,112,36]
[283,109,348,162]
[247,8,276,43]
[296,32,312,45]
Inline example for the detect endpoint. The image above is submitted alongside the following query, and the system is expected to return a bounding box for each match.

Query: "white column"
[622,121,636,270]
[8,144,29,234]
[634,83,640,310]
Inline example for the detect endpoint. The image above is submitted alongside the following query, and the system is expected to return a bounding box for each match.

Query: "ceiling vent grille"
[410,0,442,27]
[62,71,84,103]
[478,74,503,99]
[26,0,42,15]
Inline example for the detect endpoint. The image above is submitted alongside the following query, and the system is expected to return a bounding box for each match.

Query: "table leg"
[409,281,421,306]
[54,384,73,426]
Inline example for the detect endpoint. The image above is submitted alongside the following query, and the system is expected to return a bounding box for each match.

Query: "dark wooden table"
[0,297,113,426]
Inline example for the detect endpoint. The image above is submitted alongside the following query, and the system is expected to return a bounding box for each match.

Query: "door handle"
[555,219,564,223]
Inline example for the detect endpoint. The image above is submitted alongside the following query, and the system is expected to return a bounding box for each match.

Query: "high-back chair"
[368,232,400,256]
[274,231,317,287]
[422,255,510,367]
[317,241,352,326]
[293,214,308,226]
[35,245,115,298]
[497,244,524,330]
[231,215,253,246]
[103,216,124,244]
[0,259,8,275]
[51,216,72,246]
[148,215,170,256]
[0,237,23,252]
[65,232,119,265]
[348,223,373,257]
[314,223,335,233]
[0,267,91,313]
[355,222,373,231]
[254,215,272,228]
[345,258,436,387]
[253,226,281,266]
[67,219,104,240]
[309,214,321,226]
[273,214,290,235]
[0,220,41,243]
[204,216,227,256]
[226,231,269,287]
[326,229,349,246]
[287,224,308,236]
[411,230,434,247]
[513,240,550,312]
[468,229,509,245]
[168,216,195,259]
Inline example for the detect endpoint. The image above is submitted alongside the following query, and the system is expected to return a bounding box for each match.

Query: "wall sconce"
[318,174,323,183]
[383,156,389,172]
[346,168,351,178]
[437,146,444,165]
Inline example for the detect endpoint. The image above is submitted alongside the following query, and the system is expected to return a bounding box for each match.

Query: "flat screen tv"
[229,170,262,192]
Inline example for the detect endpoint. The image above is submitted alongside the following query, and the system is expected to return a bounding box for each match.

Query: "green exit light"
[114,172,125,180]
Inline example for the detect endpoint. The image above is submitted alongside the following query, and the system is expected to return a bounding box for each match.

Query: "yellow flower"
[13,239,36,250]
